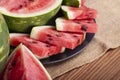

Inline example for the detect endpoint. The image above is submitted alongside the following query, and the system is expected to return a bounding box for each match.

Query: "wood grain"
[54,47,120,80]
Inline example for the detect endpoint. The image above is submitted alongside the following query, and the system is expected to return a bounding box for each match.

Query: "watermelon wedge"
[10,33,64,59]
[61,5,97,20]
[2,44,52,80]
[0,0,62,32]
[56,18,98,33]
[30,26,85,50]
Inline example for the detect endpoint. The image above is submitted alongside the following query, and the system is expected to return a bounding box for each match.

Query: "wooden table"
[54,47,120,80]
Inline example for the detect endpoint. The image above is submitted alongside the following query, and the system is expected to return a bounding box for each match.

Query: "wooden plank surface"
[54,47,120,80]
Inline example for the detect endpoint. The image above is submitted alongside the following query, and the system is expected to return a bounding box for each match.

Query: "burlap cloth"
[46,0,120,79]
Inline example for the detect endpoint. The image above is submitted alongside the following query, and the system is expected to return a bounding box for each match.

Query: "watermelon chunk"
[10,33,63,59]
[2,44,52,80]
[56,18,98,33]
[61,5,97,20]
[30,26,85,50]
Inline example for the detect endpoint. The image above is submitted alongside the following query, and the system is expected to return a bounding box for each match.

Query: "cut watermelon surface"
[10,33,63,59]
[31,26,85,50]
[56,18,98,33]
[61,5,97,20]
[2,44,52,80]
[0,0,54,14]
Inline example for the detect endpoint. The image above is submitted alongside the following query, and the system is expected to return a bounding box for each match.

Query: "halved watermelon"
[30,26,85,50]
[10,33,64,59]
[0,0,62,32]
[2,44,52,80]
[56,18,98,33]
[61,5,97,20]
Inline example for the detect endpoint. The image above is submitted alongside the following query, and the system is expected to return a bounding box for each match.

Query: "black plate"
[41,33,95,65]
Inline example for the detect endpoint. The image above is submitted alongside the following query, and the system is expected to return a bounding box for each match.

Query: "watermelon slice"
[2,44,52,80]
[61,5,97,20]
[10,33,64,59]
[30,26,85,50]
[0,0,62,32]
[56,18,98,33]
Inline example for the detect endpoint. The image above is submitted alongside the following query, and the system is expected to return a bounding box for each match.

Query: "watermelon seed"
[11,60,17,67]
[77,39,80,44]
[81,25,88,31]
[48,38,53,41]
[56,34,61,37]
[46,44,51,47]
[73,35,78,38]
[19,5,23,9]
[31,41,37,44]
[87,22,91,23]
[29,0,34,2]
[89,12,92,14]
[47,34,52,37]
[45,41,50,44]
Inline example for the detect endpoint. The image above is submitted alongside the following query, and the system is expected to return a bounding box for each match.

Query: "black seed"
[81,25,88,31]
[73,35,78,38]
[11,60,16,67]
[89,12,92,14]
[87,22,91,23]
[46,44,51,47]
[31,41,37,44]
[29,0,34,2]
[48,38,53,41]
[19,5,23,9]
[45,41,50,44]
[77,39,80,44]
[56,34,61,37]
[47,34,52,37]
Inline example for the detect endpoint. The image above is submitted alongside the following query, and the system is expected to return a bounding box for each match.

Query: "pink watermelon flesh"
[10,34,62,59]
[31,27,85,50]
[2,44,52,80]
[62,6,97,19]
[56,18,98,33]
[0,0,54,13]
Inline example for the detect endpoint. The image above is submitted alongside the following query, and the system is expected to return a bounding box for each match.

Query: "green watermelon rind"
[61,6,75,19]
[62,0,81,7]
[0,14,9,73]
[0,0,62,32]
